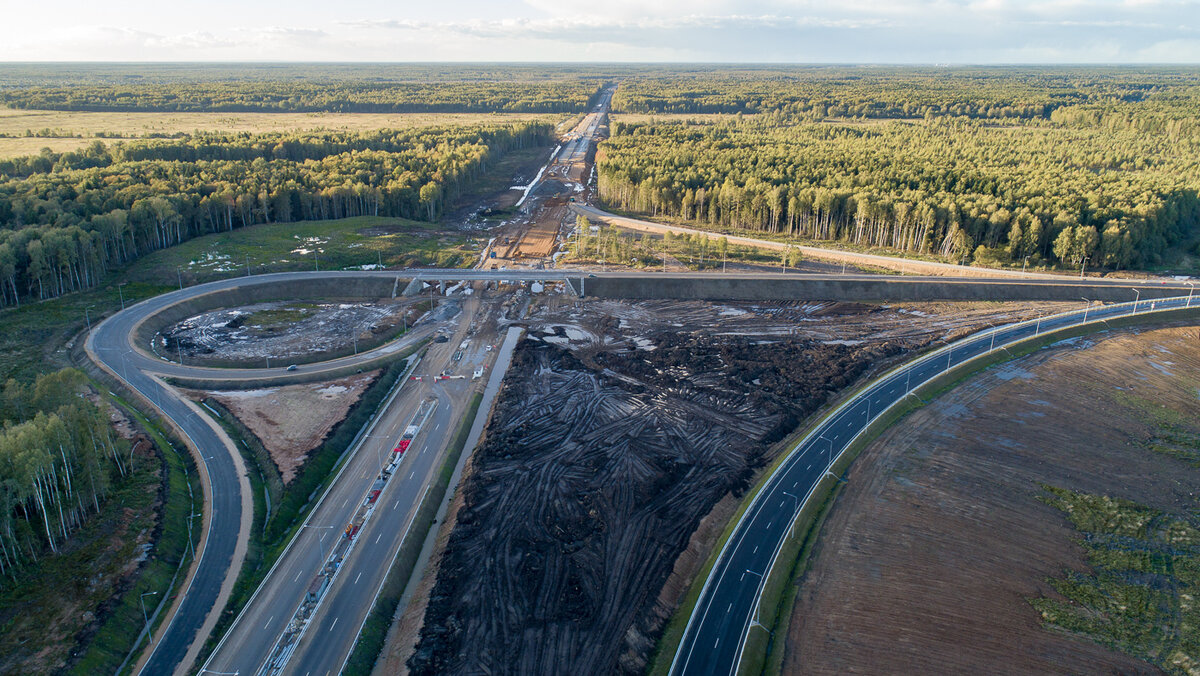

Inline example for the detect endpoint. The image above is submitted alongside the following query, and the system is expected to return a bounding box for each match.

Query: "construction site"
[156,298,428,366]
[401,297,1073,674]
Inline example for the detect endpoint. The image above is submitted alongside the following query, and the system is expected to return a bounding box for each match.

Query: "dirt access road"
[782,324,1200,674]
[487,87,612,265]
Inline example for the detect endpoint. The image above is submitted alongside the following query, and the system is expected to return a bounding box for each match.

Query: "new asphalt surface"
[670,294,1199,676]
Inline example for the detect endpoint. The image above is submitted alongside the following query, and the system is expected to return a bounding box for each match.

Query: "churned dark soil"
[408,328,908,674]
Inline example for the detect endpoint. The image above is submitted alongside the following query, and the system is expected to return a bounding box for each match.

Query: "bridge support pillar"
[401,278,423,296]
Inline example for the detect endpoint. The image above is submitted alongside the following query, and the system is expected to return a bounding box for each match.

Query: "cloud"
[0,0,1196,62]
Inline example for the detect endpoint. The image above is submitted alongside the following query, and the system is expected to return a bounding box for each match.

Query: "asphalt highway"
[280,297,496,676]
[88,310,254,675]
[670,294,1199,676]
[85,271,447,675]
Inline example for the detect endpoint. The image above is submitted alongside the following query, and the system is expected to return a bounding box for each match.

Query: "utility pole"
[118,283,126,310]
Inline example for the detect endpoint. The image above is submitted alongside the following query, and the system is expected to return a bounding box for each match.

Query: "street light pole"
[1187,282,1195,308]
[118,283,126,310]
[1022,255,1030,275]
[1079,256,1088,279]
[1133,288,1141,314]
[177,267,183,291]
[1081,297,1091,322]
[140,590,159,644]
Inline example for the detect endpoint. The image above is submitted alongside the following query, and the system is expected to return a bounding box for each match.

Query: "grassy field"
[1033,486,1200,674]
[124,215,479,287]
[0,281,172,383]
[0,108,556,159]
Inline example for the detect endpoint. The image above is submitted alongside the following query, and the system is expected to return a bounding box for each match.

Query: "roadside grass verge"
[651,305,1200,676]
[123,216,478,288]
[343,390,485,675]
[67,391,199,676]
[0,282,172,383]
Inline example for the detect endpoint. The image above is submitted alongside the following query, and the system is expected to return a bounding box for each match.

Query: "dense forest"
[0,369,129,580]
[599,72,1200,270]
[610,66,1200,122]
[0,64,610,114]
[0,121,551,307]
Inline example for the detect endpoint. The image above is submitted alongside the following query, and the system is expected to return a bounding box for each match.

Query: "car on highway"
[286,364,297,371]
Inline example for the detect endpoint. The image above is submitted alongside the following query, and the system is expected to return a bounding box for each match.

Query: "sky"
[1,0,1198,63]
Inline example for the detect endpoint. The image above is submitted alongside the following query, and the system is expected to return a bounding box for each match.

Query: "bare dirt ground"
[402,298,1073,675]
[194,372,377,483]
[159,300,417,366]
[512,201,566,259]
[781,324,1200,675]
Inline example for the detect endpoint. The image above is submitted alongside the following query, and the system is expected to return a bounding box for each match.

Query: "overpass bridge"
[403,268,1193,303]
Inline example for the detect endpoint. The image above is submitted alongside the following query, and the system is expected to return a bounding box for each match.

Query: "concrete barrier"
[578,275,1184,303]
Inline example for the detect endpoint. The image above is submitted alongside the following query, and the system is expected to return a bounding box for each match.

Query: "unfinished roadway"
[84,267,1194,675]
